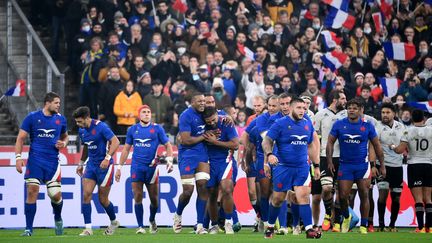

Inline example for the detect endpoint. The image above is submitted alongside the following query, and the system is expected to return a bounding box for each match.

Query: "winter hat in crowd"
[354,72,364,79]
[212,77,224,88]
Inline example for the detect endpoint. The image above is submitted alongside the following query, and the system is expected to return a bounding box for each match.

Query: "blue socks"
[292,203,300,226]
[149,205,158,222]
[278,201,288,227]
[361,218,368,227]
[134,203,144,227]
[51,200,63,221]
[299,204,312,229]
[25,203,36,232]
[176,199,188,215]
[232,206,239,224]
[203,210,210,228]
[82,203,92,224]
[196,198,207,224]
[103,202,116,221]
[268,203,281,225]
[260,197,269,222]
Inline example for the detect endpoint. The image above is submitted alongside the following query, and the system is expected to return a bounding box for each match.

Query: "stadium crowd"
[29,0,432,136]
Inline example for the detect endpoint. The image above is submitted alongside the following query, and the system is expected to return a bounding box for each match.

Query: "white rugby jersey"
[426,118,432,126]
[400,125,432,165]
[376,120,405,167]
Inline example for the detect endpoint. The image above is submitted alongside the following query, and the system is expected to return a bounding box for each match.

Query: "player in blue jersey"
[326,99,385,234]
[201,106,239,234]
[15,92,68,236]
[262,97,321,239]
[248,95,280,231]
[115,105,174,234]
[173,92,211,234]
[73,106,121,236]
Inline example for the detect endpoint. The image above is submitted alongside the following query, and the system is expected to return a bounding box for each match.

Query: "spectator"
[211,78,231,109]
[235,109,247,137]
[98,45,131,83]
[241,69,266,110]
[359,85,377,117]
[136,70,152,99]
[98,66,125,130]
[397,76,429,102]
[142,79,173,125]
[113,80,143,135]
[190,22,228,64]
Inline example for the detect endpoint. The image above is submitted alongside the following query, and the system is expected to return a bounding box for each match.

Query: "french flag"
[172,0,188,14]
[407,101,432,113]
[383,42,416,61]
[321,50,348,71]
[377,0,393,19]
[324,7,356,30]
[321,0,349,11]
[321,30,342,50]
[379,77,401,98]
[372,12,384,33]
[4,79,26,97]
[237,43,255,61]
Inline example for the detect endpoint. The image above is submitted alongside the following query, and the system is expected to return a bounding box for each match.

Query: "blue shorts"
[255,156,266,180]
[24,157,61,183]
[246,161,258,178]
[338,162,370,181]
[272,164,311,192]
[130,165,159,184]
[207,158,238,188]
[178,152,209,176]
[84,162,115,187]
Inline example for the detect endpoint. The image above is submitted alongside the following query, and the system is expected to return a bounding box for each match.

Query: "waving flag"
[321,30,342,50]
[322,0,349,11]
[372,12,384,33]
[237,44,255,61]
[407,101,432,113]
[4,79,26,97]
[383,42,416,61]
[172,0,188,14]
[321,51,348,71]
[377,0,393,19]
[379,77,401,98]
[324,7,356,29]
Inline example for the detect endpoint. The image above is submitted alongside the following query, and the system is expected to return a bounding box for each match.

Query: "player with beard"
[312,90,347,232]
[74,106,121,236]
[115,105,174,234]
[375,103,405,232]
[262,97,322,239]
[173,92,211,234]
[16,92,68,236]
[326,99,385,234]
[390,109,432,233]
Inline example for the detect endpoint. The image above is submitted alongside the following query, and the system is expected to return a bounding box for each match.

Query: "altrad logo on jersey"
[84,141,97,150]
[134,138,152,147]
[343,134,361,144]
[290,135,308,145]
[37,129,56,138]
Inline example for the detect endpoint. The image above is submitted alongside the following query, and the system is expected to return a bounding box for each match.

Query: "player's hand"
[76,165,84,177]
[166,156,174,173]
[313,167,321,180]
[115,169,121,182]
[371,166,378,178]
[267,154,278,166]
[379,165,386,179]
[100,159,109,169]
[327,161,335,177]
[16,159,25,174]
[55,140,67,149]
[221,116,235,126]
[264,163,271,178]
[203,131,218,143]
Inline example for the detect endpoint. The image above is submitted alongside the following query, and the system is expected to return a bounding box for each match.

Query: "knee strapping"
[25,178,41,186]
[377,181,389,190]
[181,178,195,185]
[195,172,210,181]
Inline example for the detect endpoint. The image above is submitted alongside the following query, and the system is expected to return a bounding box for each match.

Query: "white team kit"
[376,121,405,168]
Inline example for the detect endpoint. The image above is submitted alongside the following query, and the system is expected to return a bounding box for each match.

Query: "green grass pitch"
[0,227,430,243]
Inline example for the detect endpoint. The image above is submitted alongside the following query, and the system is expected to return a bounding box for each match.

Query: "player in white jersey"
[390,109,432,233]
[312,90,347,232]
[375,103,405,232]
[426,117,432,126]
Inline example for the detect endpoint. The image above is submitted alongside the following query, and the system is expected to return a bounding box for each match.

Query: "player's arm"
[76,145,88,177]
[55,132,69,149]
[179,131,205,145]
[15,129,28,174]
[390,141,408,154]
[101,135,120,169]
[115,143,132,182]
[262,136,276,165]
[371,136,386,177]
[326,134,337,176]
[164,142,175,173]
[309,131,320,165]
